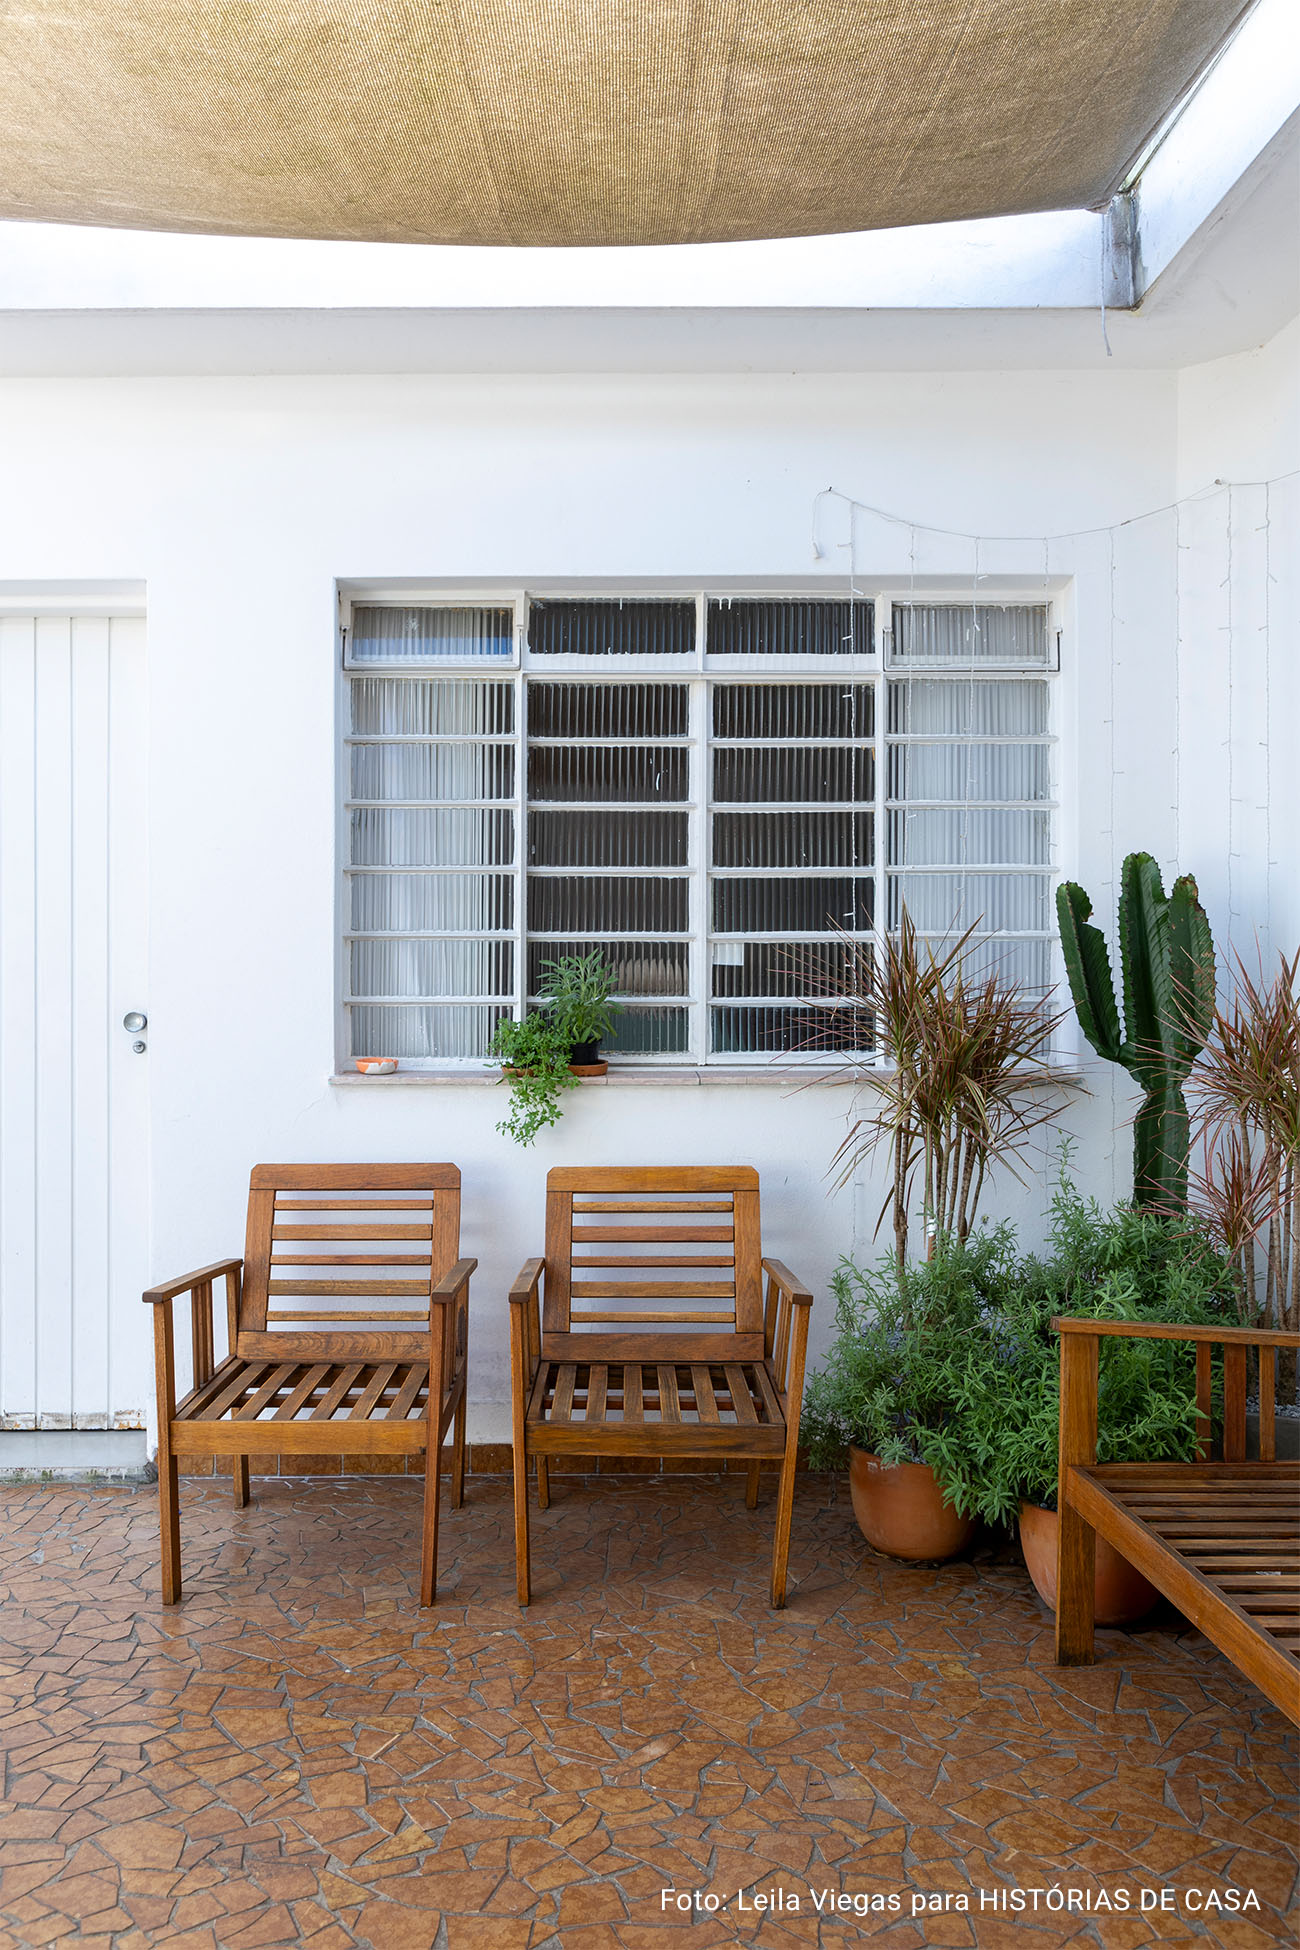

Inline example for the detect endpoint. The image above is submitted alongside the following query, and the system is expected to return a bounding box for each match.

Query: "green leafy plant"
[538,950,621,1051]
[1057,852,1215,1210]
[490,1014,578,1146]
[817,914,1065,1261]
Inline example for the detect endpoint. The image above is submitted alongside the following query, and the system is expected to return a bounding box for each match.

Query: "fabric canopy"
[0,0,1251,248]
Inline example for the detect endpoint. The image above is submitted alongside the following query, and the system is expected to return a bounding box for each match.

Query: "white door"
[0,612,150,1429]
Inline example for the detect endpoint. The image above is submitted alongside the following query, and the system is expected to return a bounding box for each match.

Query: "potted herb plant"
[489,1013,579,1147]
[538,949,621,1072]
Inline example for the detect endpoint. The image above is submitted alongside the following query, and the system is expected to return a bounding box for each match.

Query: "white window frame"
[337,585,1061,1072]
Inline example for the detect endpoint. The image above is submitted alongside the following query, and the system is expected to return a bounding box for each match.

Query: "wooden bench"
[1056,1317,1300,1725]
[508,1166,813,1609]
[145,1163,474,1608]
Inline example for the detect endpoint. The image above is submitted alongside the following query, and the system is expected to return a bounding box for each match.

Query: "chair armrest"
[762,1258,813,1305]
[431,1256,477,1304]
[509,1258,545,1304]
[143,1258,243,1304]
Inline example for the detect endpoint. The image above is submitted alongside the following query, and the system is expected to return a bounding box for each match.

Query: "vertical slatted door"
[0,613,149,1431]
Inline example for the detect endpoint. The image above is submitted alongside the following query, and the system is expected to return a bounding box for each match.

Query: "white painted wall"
[0,334,1293,1444]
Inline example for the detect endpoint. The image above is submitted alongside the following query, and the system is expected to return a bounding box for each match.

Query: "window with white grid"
[341,595,1056,1066]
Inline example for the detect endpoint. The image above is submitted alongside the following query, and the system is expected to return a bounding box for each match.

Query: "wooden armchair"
[508,1166,813,1608]
[144,1164,474,1607]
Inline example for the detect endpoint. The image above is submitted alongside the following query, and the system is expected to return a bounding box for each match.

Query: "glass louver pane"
[892,605,1049,664]
[527,681,688,738]
[711,940,861,998]
[711,811,872,869]
[605,1009,690,1055]
[888,744,1049,802]
[529,810,687,868]
[927,935,1054,990]
[350,808,514,866]
[712,747,873,803]
[350,607,514,661]
[713,683,874,739]
[530,876,689,933]
[710,1005,872,1054]
[528,939,688,996]
[350,873,514,932]
[528,600,695,656]
[350,939,513,999]
[529,745,688,803]
[351,743,514,801]
[888,808,1051,866]
[889,873,1051,932]
[351,1004,510,1059]
[888,678,1047,737]
[707,600,873,657]
[350,677,514,736]
[713,877,873,933]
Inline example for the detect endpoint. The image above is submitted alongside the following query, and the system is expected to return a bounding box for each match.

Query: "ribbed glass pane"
[530,876,689,933]
[888,678,1048,736]
[712,810,872,869]
[528,681,687,737]
[889,809,1051,866]
[350,874,514,932]
[350,808,514,866]
[351,743,514,802]
[529,746,688,803]
[710,1005,871,1054]
[713,747,873,803]
[711,940,861,998]
[605,1008,690,1055]
[351,1004,509,1059]
[707,600,873,657]
[890,873,1051,932]
[888,744,1049,803]
[528,600,695,656]
[350,939,513,999]
[528,939,688,996]
[892,605,1049,664]
[529,810,687,867]
[350,607,513,661]
[924,935,1053,989]
[713,683,873,740]
[350,677,514,736]
[713,877,872,933]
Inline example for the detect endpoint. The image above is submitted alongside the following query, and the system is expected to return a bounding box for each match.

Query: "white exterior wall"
[0,339,1293,1442]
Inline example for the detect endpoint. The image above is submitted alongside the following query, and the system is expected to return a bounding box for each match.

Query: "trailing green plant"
[490,1013,578,1146]
[818,914,1065,1261]
[802,1165,1235,1526]
[538,950,621,1050]
[1057,852,1215,1210]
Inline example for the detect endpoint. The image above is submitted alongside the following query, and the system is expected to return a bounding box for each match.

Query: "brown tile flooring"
[0,1474,1295,1950]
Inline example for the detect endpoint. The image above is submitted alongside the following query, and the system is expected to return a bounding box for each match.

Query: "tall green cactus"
[1056,853,1216,1209]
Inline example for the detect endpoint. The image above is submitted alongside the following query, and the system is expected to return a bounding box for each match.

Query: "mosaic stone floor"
[0,1474,1295,1949]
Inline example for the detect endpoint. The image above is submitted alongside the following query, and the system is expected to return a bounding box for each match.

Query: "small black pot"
[567,1038,601,1067]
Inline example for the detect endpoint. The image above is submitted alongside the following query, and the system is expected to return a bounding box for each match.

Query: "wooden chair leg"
[769,1452,798,1608]
[419,1444,441,1608]
[452,1389,467,1510]
[536,1456,550,1510]
[745,1462,761,1509]
[1055,1501,1096,1665]
[232,1457,250,1507]
[158,1450,182,1605]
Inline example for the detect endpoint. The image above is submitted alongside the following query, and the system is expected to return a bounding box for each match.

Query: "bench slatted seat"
[145,1164,475,1608]
[509,1166,813,1608]
[1056,1319,1300,1725]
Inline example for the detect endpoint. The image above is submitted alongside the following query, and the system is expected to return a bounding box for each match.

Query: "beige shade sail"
[0,0,1251,248]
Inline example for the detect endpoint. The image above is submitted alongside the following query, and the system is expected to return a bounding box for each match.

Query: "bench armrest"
[432,1256,477,1303]
[1053,1316,1299,1347]
[509,1258,545,1304]
[144,1258,242,1404]
[143,1258,243,1304]
[762,1258,813,1305]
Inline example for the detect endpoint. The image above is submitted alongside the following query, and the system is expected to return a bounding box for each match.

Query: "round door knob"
[123,1011,147,1033]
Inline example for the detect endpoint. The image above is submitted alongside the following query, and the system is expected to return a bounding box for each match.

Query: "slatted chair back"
[235,1163,463,1364]
[541,1166,764,1361]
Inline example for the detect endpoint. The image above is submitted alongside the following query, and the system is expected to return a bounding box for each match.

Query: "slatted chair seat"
[509,1167,813,1607]
[1056,1320,1300,1726]
[146,1164,475,1607]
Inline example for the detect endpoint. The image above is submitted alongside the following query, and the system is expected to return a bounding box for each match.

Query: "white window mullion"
[873,603,889,1065]
[689,675,709,1063]
[513,664,527,1024]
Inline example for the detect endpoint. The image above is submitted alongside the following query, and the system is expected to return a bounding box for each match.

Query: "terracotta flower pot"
[1018,1501,1159,1626]
[848,1446,977,1562]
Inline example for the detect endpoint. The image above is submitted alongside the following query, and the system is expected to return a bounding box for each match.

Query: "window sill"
[330,1063,1084,1089]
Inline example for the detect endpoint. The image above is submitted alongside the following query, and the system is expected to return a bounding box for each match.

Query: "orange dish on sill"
[354,1058,398,1075]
